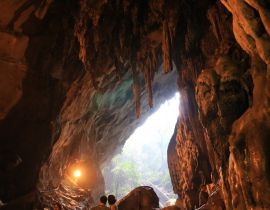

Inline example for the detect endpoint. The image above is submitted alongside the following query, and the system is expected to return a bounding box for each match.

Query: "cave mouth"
[102,92,180,207]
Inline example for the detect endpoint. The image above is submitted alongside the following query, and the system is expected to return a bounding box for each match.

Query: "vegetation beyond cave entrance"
[102,93,180,207]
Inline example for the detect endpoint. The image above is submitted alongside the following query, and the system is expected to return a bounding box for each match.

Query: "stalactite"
[162,20,173,73]
[147,67,153,108]
[143,56,153,108]
[207,5,223,43]
[132,64,141,118]
[35,0,54,19]
[74,12,87,67]
[74,0,97,89]
[151,50,157,80]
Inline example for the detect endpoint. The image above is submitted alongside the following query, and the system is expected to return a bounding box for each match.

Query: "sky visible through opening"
[103,92,180,207]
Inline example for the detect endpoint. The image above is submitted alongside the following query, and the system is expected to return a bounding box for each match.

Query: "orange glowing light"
[73,169,81,178]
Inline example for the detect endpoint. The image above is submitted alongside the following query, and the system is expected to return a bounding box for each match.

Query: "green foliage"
[103,154,140,198]
[103,93,179,203]
[103,145,176,201]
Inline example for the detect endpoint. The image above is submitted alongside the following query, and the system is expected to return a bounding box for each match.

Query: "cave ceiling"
[0,0,182,206]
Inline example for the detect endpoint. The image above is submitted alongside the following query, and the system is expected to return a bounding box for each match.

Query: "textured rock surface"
[220,0,270,209]
[0,0,178,208]
[0,1,81,206]
[117,186,159,210]
[0,0,269,210]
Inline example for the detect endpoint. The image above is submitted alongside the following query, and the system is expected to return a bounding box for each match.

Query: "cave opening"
[102,92,180,207]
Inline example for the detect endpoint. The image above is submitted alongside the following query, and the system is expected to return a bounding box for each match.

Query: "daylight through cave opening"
[102,93,180,207]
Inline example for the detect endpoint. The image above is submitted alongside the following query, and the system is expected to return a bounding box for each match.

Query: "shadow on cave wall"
[0,0,82,203]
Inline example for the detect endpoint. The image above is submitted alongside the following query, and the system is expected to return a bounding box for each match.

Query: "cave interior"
[0,0,270,209]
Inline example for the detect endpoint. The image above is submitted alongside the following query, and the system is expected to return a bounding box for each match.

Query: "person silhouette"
[91,195,110,210]
[108,195,117,210]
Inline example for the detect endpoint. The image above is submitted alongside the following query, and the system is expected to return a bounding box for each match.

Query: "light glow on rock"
[73,169,81,178]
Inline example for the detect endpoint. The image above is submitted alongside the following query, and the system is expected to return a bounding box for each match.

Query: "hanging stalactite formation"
[72,0,180,117]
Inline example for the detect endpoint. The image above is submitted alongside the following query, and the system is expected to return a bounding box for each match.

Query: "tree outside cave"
[102,93,179,207]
